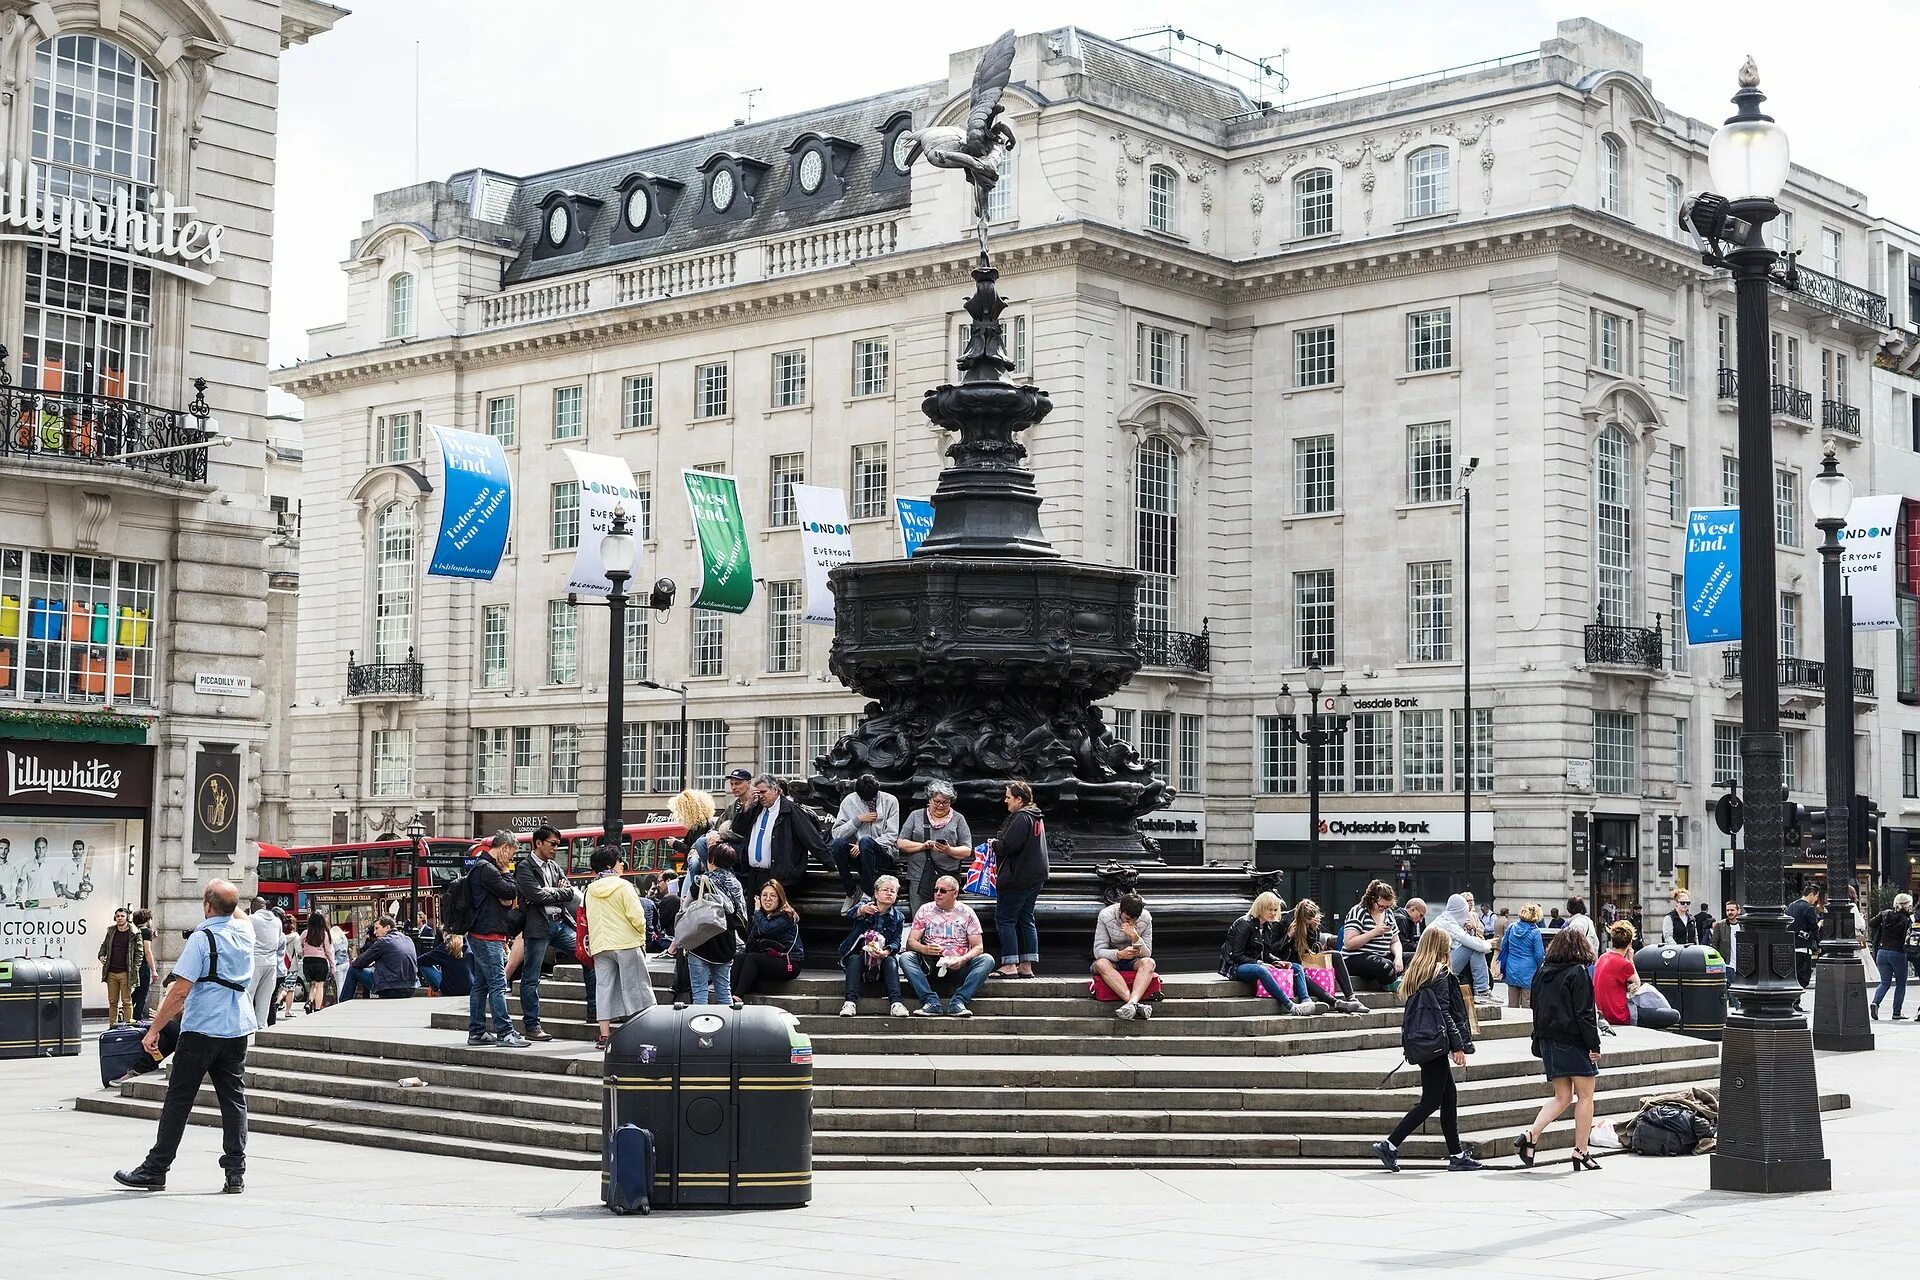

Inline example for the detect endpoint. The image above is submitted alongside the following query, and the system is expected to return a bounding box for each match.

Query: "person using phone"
[894,780,973,913]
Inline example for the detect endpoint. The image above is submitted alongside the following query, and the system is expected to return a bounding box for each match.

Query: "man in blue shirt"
[114,879,257,1194]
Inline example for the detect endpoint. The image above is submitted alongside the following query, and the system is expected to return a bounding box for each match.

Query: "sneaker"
[1895,1013,1910,1021]
[888,1002,909,1018]
[1335,997,1368,1015]
[1291,1000,1323,1016]
[223,1171,245,1194]
[1371,1140,1399,1173]
[843,893,859,913]
[1116,1002,1138,1020]
[672,1001,688,1011]
[466,1032,495,1046]
[913,1003,943,1017]
[838,1001,858,1018]
[496,1032,532,1048]
[950,1003,973,1018]
[1137,1002,1153,1020]
[1448,1151,1486,1172]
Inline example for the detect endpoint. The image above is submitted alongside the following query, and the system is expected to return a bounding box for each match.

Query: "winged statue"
[899,28,1017,256]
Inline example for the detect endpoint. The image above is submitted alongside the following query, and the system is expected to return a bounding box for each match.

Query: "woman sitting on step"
[1218,892,1321,1016]
[1270,898,1368,1014]
[732,881,804,1001]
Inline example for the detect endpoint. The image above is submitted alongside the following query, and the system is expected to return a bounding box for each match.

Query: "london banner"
[792,483,852,624]
[1683,506,1741,645]
[1841,494,1902,631]
[565,450,646,595]
[426,425,512,580]
[683,468,754,614]
[896,496,934,558]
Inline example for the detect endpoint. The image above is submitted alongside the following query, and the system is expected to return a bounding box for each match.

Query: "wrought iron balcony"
[1821,399,1861,435]
[347,648,424,698]
[1723,650,1825,691]
[1138,623,1211,673]
[1584,619,1664,671]
[0,350,214,483]
[1855,667,1876,698]
[1792,263,1888,329]
[1771,383,1813,422]
[1717,367,1739,400]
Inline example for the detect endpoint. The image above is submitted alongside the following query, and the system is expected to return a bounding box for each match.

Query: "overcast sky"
[270,0,1912,387]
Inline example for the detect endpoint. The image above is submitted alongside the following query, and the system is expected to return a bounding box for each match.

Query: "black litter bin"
[0,957,83,1058]
[603,1003,813,1209]
[1635,943,1726,1042]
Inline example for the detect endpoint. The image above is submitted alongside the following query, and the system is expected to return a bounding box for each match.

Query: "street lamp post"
[600,508,637,853]
[1458,455,1480,901]
[1685,58,1830,1193]
[1809,447,1873,1052]
[404,814,426,924]
[638,679,691,792]
[1392,839,1423,900]
[1277,665,1352,904]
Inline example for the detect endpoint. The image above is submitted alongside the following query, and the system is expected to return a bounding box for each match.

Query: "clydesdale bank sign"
[0,159,226,285]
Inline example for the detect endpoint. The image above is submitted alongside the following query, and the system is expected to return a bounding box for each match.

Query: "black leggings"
[732,952,798,997]
[1345,951,1398,985]
[1387,1055,1460,1153]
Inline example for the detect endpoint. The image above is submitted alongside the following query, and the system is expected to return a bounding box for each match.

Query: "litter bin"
[0,957,83,1058]
[1634,943,1726,1042]
[603,1003,813,1209]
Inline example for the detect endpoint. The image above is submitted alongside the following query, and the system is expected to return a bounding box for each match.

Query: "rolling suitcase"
[98,1021,154,1087]
[604,1122,655,1215]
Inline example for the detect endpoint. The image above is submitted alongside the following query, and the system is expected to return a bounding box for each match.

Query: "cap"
[726,767,753,781]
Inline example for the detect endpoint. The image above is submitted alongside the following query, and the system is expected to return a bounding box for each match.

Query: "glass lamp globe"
[1304,664,1326,696]
[1709,60,1790,203]
[1275,683,1297,720]
[601,505,638,576]
[1807,454,1853,523]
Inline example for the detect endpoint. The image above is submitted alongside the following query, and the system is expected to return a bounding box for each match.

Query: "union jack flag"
[962,843,997,898]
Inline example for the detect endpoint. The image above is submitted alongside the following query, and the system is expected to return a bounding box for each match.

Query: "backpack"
[438,868,478,934]
[1401,979,1452,1065]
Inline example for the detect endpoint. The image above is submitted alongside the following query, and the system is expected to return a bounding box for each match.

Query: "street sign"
[1714,792,1744,836]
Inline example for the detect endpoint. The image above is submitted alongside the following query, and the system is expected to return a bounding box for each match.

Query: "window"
[1721,455,1740,507]
[1675,718,1690,786]
[1146,165,1178,232]
[984,162,1014,222]
[1593,712,1638,795]
[370,730,413,797]
[481,605,510,689]
[1320,725,1347,794]
[1667,337,1685,393]
[630,473,653,542]
[546,600,578,685]
[552,385,584,440]
[692,611,725,677]
[1449,708,1494,793]
[1294,325,1337,387]
[2,549,160,707]
[513,726,545,794]
[624,607,649,681]
[768,453,805,527]
[853,338,890,397]
[622,374,654,429]
[1822,226,1843,277]
[1779,592,1801,658]
[1136,324,1189,391]
[1140,711,1174,778]
[1408,562,1454,661]
[1293,570,1336,667]
[474,728,508,795]
[1295,168,1334,238]
[767,580,802,672]
[1821,349,1850,406]
[1771,333,1801,388]
[375,410,417,465]
[1178,714,1203,794]
[696,362,729,419]
[1775,468,1799,548]
[1783,731,1801,793]
[1669,573,1689,673]
[485,395,517,446]
[1714,723,1742,786]
[772,350,807,408]
[549,725,581,794]
[1351,713,1394,792]
[958,315,1029,373]
[808,715,851,774]
[1668,175,1686,239]
[550,480,581,550]
[621,724,648,794]
[373,503,414,663]
[1669,444,1687,522]
[387,273,415,338]
[1405,146,1451,217]
[1595,426,1634,627]
[1717,314,1732,374]
[651,722,683,792]
[1592,310,1630,374]
[1407,421,1453,503]
[1401,710,1445,791]
[1135,437,1180,631]
[1773,207,1795,256]
[1600,135,1624,214]
[760,717,802,777]
[1904,733,1918,798]
[1406,308,1453,372]
[693,720,729,791]
[1293,435,1335,514]
[851,443,889,519]
[1258,717,1292,794]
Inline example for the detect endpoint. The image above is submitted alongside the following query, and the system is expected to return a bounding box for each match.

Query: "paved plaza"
[0,1009,1910,1279]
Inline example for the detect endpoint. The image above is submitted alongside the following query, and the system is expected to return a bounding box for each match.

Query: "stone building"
[278,18,1914,918]
[0,0,342,999]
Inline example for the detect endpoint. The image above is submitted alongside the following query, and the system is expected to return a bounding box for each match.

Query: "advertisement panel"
[565,449,646,595]
[0,818,140,1008]
[426,424,513,581]
[683,468,754,614]
[792,483,852,624]
[1683,506,1741,645]
[1840,494,1902,631]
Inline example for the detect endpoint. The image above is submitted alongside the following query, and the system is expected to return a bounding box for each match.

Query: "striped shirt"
[1342,904,1398,959]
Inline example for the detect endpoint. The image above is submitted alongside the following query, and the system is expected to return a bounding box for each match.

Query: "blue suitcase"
[98,1021,153,1087]
[605,1122,655,1215]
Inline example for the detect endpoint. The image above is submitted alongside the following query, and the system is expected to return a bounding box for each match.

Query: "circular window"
[545,203,570,246]
[709,168,736,213]
[624,185,650,231]
[798,149,825,194]
[891,130,916,174]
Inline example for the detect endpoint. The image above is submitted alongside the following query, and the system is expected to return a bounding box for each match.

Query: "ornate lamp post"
[1809,447,1873,1051]
[1392,839,1423,900]
[1276,665,1352,903]
[404,813,427,924]
[1458,455,1481,900]
[638,679,691,792]
[599,508,637,853]
[1684,58,1830,1193]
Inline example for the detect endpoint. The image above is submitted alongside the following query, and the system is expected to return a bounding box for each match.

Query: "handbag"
[1300,950,1337,998]
[672,876,729,951]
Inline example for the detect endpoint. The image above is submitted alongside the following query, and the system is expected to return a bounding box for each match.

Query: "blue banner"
[896,497,934,558]
[427,425,512,580]
[1683,506,1741,645]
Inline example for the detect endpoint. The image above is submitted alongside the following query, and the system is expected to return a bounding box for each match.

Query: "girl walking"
[1514,926,1603,1170]
[1372,927,1483,1172]
[300,910,334,1011]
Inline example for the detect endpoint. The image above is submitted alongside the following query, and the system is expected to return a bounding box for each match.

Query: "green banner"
[683,468,754,614]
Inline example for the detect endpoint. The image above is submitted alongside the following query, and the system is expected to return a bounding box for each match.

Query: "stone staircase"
[77,963,1840,1172]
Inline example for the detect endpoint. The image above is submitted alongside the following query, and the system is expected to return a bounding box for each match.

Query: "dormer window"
[709,169,737,213]
[611,172,683,246]
[798,151,824,194]
[781,133,859,210]
[691,153,770,228]
[545,204,571,246]
[873,111,915,194]
[625,185,651,229]
[534,190,600,259]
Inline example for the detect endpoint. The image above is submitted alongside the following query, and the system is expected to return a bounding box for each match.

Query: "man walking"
[245,897,283,1030]
[1711,901,1742,1013]
[1787,883,1824,1011]
[113,880,256,1194]
[468,832,528,1047]
[514,825,579,1042]
[97,907,139,1024]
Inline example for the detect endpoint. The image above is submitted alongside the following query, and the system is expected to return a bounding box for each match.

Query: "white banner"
[792,483,852,624]
[1841,494,1902,631]
[564,449,644,595]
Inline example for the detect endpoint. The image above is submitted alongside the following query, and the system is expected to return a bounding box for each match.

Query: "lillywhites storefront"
[1,739,153,1007]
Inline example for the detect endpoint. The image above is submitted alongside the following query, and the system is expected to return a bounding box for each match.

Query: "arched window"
[1294,167,1334,238]
[23,35,159,401]
[1667,175,1686,239]
[1600,136,1624,214]
[1135,436,1180,632]
[387,272,415,338]
[373,503,415,663]
[1595,426,1634,626]
[1406,146,1451,218]
[1147,165,1178,233]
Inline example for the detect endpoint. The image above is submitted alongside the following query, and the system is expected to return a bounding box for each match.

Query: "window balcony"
[1584,620,1664,672]
[1771,383,1813,425]
[1854,667,1876,699]
[347,648,424,699]
[0,357,215,485]
[1821,398,1861,440]
[1717,366,1739,401]
[1792,263,1889,332]
[1138,623,1211,674]
[1723,650,1825,692]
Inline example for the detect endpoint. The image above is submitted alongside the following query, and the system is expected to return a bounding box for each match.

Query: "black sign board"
[191,744,241,861]
[1657,815,1675,876]
[1,740,154,810]
[1570,817,1590,876]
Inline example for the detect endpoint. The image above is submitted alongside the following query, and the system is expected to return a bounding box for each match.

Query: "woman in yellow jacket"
[585,845,658,1050]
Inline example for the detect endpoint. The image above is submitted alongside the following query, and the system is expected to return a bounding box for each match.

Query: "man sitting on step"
[837,873,910,1018]
[1091,893,1158,1020]
[900,876,993,1017]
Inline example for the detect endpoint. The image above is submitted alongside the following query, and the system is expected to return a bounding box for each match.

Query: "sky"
[270,0,1914,387]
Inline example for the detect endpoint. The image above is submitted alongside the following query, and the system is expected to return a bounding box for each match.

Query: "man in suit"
[1710,901,1742,1013]
[1662,890,1698,945]
[738,774,825,899]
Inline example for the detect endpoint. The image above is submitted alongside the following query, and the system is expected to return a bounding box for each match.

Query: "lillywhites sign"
[0,160,224,285]
[7,751,122,799]
[1683,506,1741,645]
[2,743,152,809]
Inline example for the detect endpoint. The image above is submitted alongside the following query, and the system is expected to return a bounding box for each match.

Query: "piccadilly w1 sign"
[0,161,225,285]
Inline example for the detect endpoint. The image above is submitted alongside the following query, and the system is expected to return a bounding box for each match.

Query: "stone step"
[519,988,1341,1019]
[547,966,1396,1003]
[807,1149,1617,1172]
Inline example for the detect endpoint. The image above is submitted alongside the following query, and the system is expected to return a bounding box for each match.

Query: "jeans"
[830,835,896,896]
[467,938,512,1037]
[1874,949,1909,1014]
[686,952,732,1005]
[1451,945,1491,995]
[900,951,993,1011]
[994,884,1041,966]
[842,950,902,1003]
[131,965,152,1023]
[732,952,798,997]
[547,919,593,1020]
[1386,1054,1461,1154]
[1345,951,1399,986]
[520,929,555,1031]
[1234,961,1294,1006]
[143,1030,248,1174]
[339,967,373,1002]
[419,964,442,991]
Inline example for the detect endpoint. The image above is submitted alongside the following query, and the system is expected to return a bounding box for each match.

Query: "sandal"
[1570,1149,1601,1171]
[1514,1132,1538,1167]
[992,967,1021,979]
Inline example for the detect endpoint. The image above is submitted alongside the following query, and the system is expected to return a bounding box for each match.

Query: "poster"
[896,496,934,558]
[0,819,138,1009]
[683,468,754,614]
[1840,494,1902,631]
[792,483,852,624]
[1683,506,1741,645]
[426,425,512,580]
[565,449,646,595]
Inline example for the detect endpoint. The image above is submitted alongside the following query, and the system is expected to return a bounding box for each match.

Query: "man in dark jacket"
[701,769,761,858]
[736,775,825,898]
[514,825,581,1041]
[348,916,419,997]
[1786,884,1824,1010]
[467,832,528,1047]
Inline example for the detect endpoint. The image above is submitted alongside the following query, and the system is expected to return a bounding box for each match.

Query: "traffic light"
[1852,794,1881,871]
[1806,805,1829,861]
[1781,802,1808,849]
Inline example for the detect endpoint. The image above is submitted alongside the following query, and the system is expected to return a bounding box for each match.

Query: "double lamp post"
[1274,665,1351,905]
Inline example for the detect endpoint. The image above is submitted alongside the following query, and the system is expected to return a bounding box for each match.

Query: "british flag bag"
[963,843,997,899]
